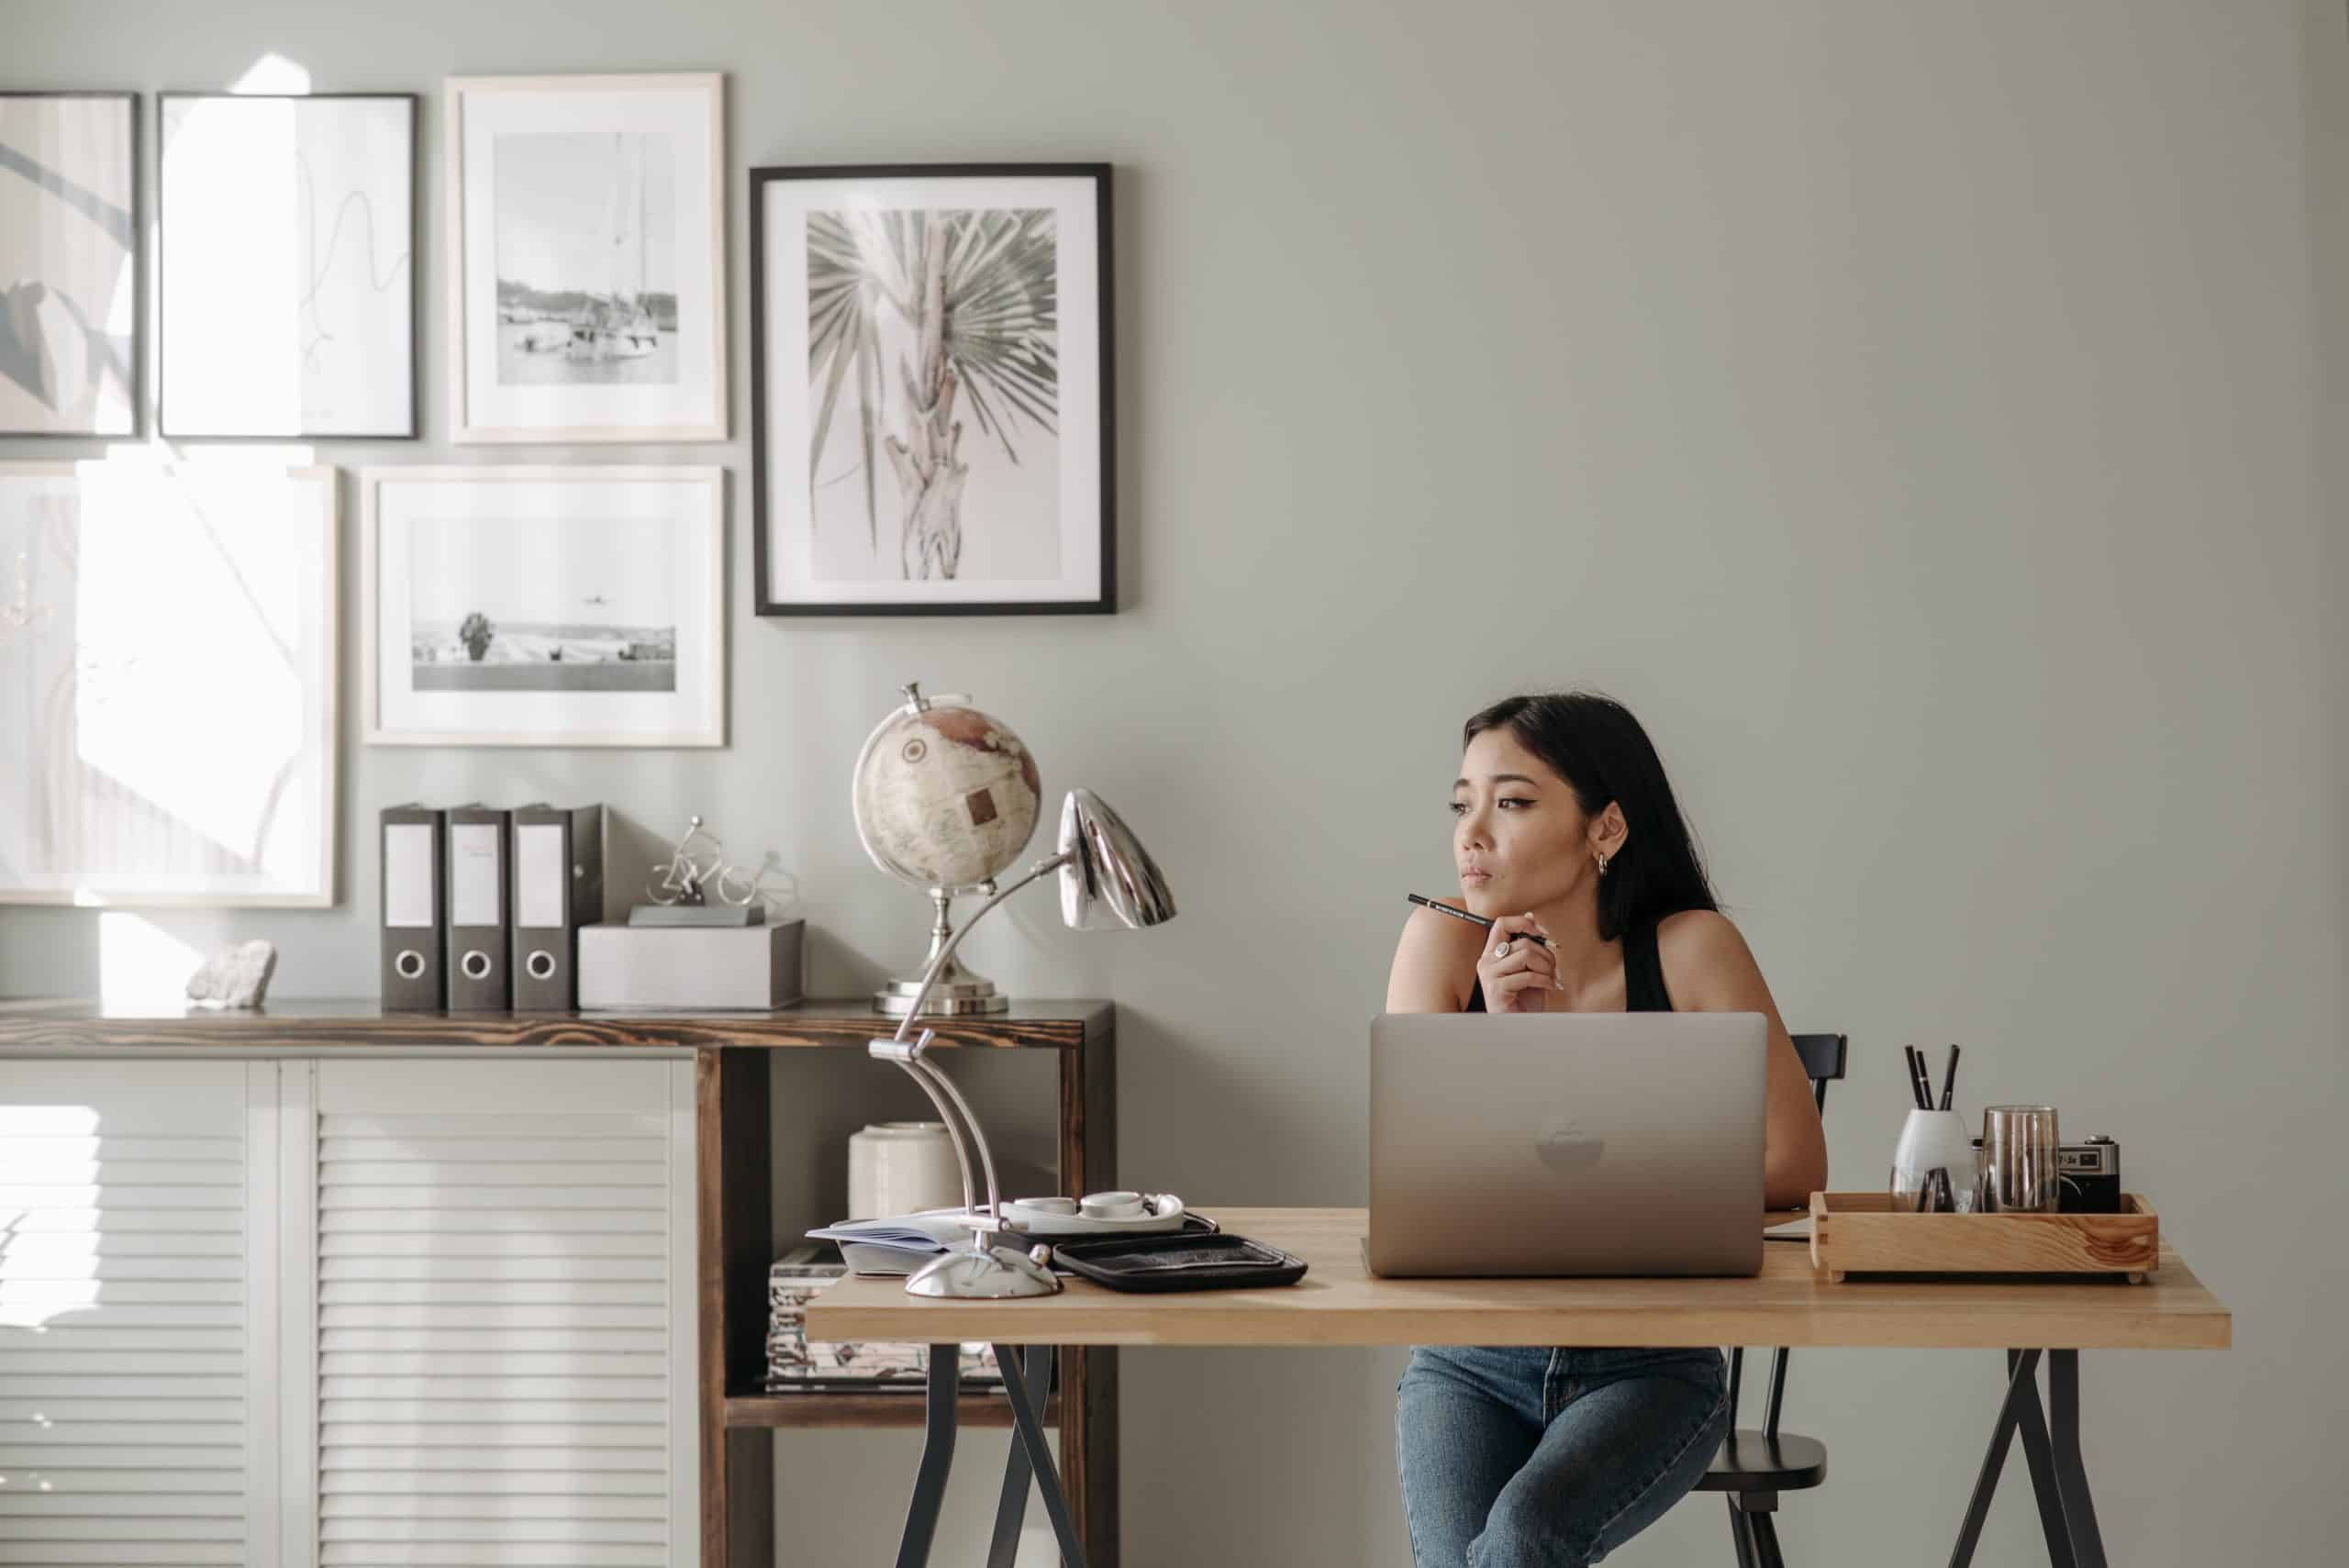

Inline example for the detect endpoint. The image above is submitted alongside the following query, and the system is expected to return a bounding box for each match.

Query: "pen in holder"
[1889,1107,1981,1213]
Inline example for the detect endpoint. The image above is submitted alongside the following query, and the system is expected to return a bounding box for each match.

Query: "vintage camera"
[1965,1133,2122,1212]
[2056,1134,2122,1214]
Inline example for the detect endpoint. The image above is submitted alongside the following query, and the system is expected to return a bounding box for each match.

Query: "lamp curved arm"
[876,846,1074,1240]
[906,1053,1004,1226]
[890,850,1071,1046]
[883,1057,978,1218]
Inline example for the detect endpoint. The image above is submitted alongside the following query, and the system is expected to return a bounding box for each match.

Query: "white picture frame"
[360,465,726,748]
[444,73,727,443]
[0,92,139,438]
[160,93,418,439]
[0,461,339,906]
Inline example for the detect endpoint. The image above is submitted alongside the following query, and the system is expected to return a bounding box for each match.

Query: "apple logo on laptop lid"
[1536,1118,1605,1173]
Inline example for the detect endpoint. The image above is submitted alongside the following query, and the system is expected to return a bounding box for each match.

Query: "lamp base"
[904,1243,1062,1297]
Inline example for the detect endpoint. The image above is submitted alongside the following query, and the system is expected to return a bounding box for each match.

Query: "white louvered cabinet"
[0,1060,282,1568]
[0,1054,697,1568]
[293,1059,698,1568]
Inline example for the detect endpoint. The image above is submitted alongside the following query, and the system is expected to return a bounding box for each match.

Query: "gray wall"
[7,1,2346,1562]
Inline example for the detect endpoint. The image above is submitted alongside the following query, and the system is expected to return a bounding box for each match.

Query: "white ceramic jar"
[847,1120,963,1219]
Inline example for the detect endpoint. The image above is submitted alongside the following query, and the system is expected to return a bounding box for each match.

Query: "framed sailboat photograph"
[444,73,726,443]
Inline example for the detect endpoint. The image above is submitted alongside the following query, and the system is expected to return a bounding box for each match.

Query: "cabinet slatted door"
[0,1061,280,1568]
[296,1059,697,1568]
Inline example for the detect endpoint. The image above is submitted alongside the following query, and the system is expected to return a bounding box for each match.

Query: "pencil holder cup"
[1889,1108,1981,1213]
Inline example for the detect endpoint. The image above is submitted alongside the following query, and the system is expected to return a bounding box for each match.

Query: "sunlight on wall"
[163,100,305,432]
[231,53,312,95]
[0,1104,102,1332]
[96,911,202,1003]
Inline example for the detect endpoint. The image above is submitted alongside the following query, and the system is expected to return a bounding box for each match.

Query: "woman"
[1386,691,1828,1568]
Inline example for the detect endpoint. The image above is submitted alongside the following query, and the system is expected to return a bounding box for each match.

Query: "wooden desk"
[807,1207,2230,1568]
[809,1207,2228,1350]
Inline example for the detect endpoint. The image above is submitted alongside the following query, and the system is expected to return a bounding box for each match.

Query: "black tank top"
[1465,919,1674,1013]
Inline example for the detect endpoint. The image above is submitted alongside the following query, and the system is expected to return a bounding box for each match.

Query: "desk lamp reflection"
[868,788,1176,1297]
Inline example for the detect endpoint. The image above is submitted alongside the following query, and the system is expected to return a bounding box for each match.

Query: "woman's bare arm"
[1656,910,1831,1209]
[1386,902,1486,1013]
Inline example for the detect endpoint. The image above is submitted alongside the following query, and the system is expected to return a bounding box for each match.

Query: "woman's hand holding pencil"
[1402,894,1560,1013]
[1475,911,1559,1012]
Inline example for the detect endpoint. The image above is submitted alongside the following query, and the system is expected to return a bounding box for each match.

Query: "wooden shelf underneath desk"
[725,1389,1061,1429]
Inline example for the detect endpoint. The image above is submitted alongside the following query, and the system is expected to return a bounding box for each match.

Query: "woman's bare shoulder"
[1386,899,1486,1012]
[1654,909,1764,997]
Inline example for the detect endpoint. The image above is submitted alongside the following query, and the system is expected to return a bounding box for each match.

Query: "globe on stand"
[851,682,1042,1016]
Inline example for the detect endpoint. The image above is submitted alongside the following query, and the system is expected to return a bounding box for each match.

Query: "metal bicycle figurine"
[644,817,794,911]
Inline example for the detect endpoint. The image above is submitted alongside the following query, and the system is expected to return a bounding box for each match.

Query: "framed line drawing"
[361,465,726,748]
[444,73,727,443]
[0,461,339,906]
[159,92,418,439]
[0,92,139,437]
[751,162,1113,615]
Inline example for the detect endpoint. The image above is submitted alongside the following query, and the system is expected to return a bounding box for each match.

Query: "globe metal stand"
[874,884,1008,1018]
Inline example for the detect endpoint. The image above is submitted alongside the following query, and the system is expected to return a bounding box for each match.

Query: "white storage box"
[577,919,805,1009]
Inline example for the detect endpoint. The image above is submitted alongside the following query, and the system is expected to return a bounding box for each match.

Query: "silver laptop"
[1367,1011,1769,1277]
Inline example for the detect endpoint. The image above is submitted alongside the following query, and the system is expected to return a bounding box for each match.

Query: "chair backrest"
[1787,1031,1848,1115]
[1729,1031,1848,1438]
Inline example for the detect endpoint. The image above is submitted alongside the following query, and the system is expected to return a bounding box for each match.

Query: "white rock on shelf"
[185,940,278,1008]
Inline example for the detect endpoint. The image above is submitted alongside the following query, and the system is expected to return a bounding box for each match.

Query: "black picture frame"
[749,162,1115,617]
[156,91,420,440]
[0,90,141,439]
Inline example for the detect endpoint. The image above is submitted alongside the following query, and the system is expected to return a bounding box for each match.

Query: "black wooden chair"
[1687,1030,1847,1568]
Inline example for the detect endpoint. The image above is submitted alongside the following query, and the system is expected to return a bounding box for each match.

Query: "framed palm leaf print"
[750,163,1112,615]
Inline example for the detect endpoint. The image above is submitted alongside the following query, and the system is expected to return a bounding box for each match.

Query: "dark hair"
[1461,690,1720,942]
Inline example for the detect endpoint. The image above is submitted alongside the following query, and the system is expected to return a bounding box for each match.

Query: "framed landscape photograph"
[160,93,417,438]
[360,466,725,747]
[0,461,338,906]
[445,73,726,443]
[751,163,1112,615]
[0,92,139,437]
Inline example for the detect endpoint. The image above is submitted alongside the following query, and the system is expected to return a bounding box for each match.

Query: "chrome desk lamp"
[869,788,1176,1298]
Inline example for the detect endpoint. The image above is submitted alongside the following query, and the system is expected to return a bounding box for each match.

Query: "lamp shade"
[1056,789,1176,931]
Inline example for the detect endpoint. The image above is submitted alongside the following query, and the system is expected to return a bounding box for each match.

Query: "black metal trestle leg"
[896,1346,962,1568]
[2046,1351,2110,1568]
[2009,1350,2079,1568]
[1947,1348,2041,1568]
[998,1342,1089,1568]
[987,1346,1055,1568]
[1949,1349,2110,1568]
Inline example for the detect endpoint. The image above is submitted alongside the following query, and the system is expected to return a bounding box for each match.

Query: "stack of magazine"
[766,1244,1003,1394]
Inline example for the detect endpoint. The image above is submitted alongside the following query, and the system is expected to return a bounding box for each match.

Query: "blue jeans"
[1395,1344,1729,1568]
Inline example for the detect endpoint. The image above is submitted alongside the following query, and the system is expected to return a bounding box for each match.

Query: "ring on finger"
[1493,940,1512,958]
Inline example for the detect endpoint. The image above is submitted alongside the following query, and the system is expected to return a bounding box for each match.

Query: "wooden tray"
[1808,1192,2159,1283]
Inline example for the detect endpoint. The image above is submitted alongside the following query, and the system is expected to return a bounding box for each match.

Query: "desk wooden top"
[803,1207,2232,1351]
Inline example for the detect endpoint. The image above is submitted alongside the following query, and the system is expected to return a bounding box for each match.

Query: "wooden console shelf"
[0,997,1121,1568]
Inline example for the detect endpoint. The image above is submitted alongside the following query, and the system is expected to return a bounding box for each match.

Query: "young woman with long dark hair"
[1386,690,1827,1567]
